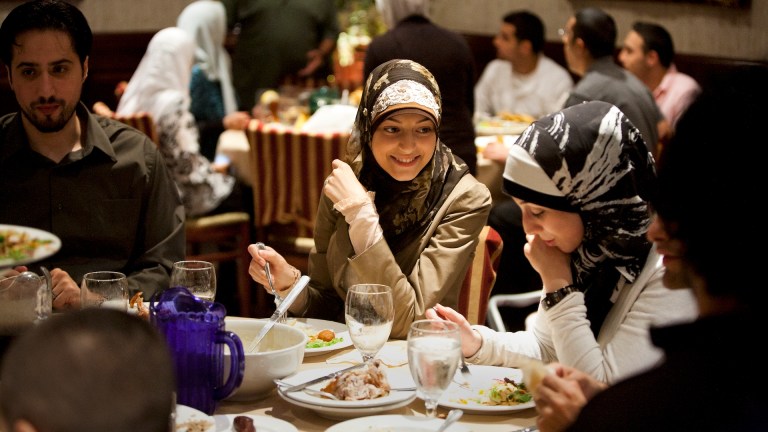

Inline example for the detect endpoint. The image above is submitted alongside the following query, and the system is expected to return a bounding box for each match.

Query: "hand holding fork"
[255,242,285,323]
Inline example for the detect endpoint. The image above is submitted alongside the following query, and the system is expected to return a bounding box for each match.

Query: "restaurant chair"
[486,290,542,332]
[95,102,255,317]
[457,226,503,325]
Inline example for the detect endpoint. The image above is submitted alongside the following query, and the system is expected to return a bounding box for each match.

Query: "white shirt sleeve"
[333,191,383,255]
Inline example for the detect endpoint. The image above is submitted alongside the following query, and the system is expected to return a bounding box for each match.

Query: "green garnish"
[306,337,343,349]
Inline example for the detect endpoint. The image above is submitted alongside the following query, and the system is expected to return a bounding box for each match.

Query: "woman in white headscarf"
[248,60,491,338]
[177,0,251,160]
[117,27,243,218]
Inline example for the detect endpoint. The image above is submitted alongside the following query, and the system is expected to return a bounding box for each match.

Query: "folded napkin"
[326,340,408,367]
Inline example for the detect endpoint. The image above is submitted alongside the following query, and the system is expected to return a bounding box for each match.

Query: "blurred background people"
[177,0,251,161]
[1,308,176,432]
[561,7,665,159]
[0,0,184,309]
[248,60,491,339]
[619,21,701,144]
[474,10,573,122]
[222,0,340,111]
[533,68,768,432]
[116,27,252,220]
[364,0,477,175]
[428,101,696,384]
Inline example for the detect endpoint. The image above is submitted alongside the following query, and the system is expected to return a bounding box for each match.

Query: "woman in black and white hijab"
[429,101,697,383]
[249,59,491,338]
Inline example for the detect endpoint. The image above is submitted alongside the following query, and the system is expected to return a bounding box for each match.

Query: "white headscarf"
[375,0,430,29]
[116,27,195,118]
[176,0,238,114]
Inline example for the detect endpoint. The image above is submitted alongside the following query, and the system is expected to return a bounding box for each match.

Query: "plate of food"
[474,134,520,153]
[475,113,534,136]
[325,414,471,432]
[438,365,536,414]
[175,404,215,432]
[212,413,298,432]
[277,362,416,420]
[284,318,352,357]
[0,224,61,269]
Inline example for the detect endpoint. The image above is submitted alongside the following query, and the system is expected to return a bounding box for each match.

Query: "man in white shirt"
[619,21,701,141]
[474,10,573,122]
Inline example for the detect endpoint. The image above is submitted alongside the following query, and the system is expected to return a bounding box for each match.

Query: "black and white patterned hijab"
[503,101,656,332]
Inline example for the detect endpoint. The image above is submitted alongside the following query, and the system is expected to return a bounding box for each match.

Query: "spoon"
[436,409,463,432]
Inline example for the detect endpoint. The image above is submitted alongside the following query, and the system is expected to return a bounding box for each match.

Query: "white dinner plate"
[285,318,352,357]
[279,365,415,408]
[475,118,531,136]
[212,413,298,432]
[474,135,520,151]
[438,365,536,414]
[0,224,61,269]
[175,404,216,432]
[325,414,471,432]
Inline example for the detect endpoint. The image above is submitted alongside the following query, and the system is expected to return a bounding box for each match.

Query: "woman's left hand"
[323,159,368,205]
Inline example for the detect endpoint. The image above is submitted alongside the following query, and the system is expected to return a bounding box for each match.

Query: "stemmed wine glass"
[344,284,394,363]
[170,261,216,302]
[407,319,462,418]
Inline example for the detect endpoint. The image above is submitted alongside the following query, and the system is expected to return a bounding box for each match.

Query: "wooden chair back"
[458,226,504,325]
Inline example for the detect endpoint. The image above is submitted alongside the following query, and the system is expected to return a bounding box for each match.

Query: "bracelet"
[541,284,581,311]
[288,267,301,290]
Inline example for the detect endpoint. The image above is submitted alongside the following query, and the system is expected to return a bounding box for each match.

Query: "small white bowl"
[224,317,307,401]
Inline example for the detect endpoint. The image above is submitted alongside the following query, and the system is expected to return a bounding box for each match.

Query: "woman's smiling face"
[371,111,437,181]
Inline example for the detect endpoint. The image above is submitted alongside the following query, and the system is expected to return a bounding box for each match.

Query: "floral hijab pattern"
[504,101,656,333]
[347,59,469,251]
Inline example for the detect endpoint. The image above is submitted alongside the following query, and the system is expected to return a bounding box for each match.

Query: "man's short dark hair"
[632,22,675,68]
[0,0,92,67]
[503,10,545,54]
[573,7,616,59]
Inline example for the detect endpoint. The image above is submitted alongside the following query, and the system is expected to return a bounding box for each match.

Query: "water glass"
[344,284,394,363]
[407,319,461,418]
[80,271,129,311]
[170,261,216,302]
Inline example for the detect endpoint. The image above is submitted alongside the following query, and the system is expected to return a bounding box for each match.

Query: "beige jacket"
[300,174,492,339]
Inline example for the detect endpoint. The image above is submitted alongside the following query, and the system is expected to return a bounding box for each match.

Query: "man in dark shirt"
[0,0,184,310]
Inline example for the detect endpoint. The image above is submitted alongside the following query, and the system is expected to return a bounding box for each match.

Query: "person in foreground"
[427,101,697,383]
[0,308,176,432]
[532,70,768,432]
[249,59,492,338]
[0,0,185,308]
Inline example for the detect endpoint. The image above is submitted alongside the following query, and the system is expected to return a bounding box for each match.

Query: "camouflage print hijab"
[503,101,656,335]
[347,59,469,251]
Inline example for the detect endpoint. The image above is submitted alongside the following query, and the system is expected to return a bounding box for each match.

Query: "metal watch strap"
[541,284,580,311]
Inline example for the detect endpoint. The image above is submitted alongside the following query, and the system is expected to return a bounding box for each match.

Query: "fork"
[255,242,284,323]
[457,356,472,389]
[274,380,339,400]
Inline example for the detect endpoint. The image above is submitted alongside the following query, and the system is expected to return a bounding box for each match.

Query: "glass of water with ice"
[407,319,461,417]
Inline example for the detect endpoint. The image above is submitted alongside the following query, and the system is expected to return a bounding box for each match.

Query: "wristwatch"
[541,284,581,311]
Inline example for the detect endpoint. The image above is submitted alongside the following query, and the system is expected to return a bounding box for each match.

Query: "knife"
[246,275,310,353]
[279,362,368,394]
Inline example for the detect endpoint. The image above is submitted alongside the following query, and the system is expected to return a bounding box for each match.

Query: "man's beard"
[22,97,77,133]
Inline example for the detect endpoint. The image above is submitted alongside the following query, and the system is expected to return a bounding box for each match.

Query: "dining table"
[215,337,539,432]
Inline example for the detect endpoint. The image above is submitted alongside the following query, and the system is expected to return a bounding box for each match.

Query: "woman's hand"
[426,304,482,357]
[50,268,80,310]
[534,363,607,432]
[223,111,251,130]
[524,234,573,293]
[247,243,298,295]
[323,159,368,205]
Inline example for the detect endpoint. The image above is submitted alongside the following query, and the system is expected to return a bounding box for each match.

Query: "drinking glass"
[407,319,462,418]
[80,271,129,311]
[170,261,216,302]
[344,284,394,363]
